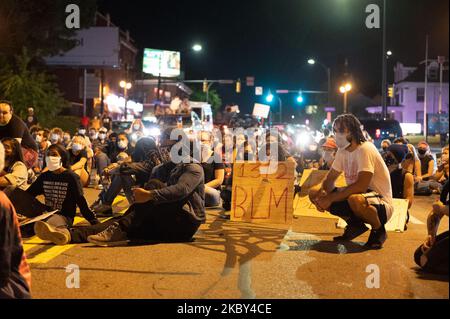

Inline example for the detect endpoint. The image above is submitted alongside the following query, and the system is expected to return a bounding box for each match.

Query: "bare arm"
[321,168,341,194]
[404,173,414,209]
[328,171,373,203]
[71,157,87,171]
[205,168,224,189]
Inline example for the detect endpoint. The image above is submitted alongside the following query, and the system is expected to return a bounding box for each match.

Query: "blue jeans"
[99,174,135,205]
[204,186,221,207]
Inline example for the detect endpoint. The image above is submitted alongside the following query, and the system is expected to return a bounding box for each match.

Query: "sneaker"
[93,203,113,217]
[364,226,387,250]
[87,222,129,247]
[34,221,71,245]
[89,199,102,210]
[334,221,369,241]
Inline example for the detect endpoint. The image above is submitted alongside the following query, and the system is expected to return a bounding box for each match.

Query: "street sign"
[246,76,255,86]
[276,90,289,94]
[255,87,263,96]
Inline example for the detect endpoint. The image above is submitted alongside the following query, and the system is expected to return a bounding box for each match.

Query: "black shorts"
[329,191,388,225]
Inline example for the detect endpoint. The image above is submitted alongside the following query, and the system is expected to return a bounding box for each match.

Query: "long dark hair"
[333,114,367,145]
[48,143,70,169]
[1,137,24,168]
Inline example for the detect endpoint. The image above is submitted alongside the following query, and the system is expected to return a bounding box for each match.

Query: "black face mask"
[384,155,398,167]
[382,147,388,152]
[418,149,427,156]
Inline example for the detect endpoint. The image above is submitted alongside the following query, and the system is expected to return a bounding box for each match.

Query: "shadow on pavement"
[285,239,366,254]
[413,267,449,282]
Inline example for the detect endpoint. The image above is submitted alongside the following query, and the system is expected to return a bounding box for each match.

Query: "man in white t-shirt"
[309,114,393,249]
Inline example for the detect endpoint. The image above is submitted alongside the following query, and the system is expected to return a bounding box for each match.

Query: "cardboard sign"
[231,162,295,224]
[293,169,347,219]
[337,198,409,232]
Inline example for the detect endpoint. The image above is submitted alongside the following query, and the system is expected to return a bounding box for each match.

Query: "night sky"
[97,0,449,114]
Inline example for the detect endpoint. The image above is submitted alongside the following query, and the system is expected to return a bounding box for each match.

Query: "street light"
[307,58,331,107]
[120,80,132,119]
[387,50,393,57]
[192,44,203,52]
[339,82,352,114]
[266,91,274,103]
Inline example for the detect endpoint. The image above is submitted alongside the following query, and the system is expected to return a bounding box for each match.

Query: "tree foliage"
[0,48,68,123]
[190,89,222,115]
[0,0,97,58]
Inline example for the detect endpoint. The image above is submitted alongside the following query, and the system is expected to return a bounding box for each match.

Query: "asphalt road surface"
[25,188,448,299]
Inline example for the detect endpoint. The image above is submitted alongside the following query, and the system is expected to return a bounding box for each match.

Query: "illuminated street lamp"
[192,44,203,52]
[120,81,132,119]
[307,58,331,106]
[339,83,352,114]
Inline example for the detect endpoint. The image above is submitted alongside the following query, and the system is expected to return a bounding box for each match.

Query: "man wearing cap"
[383,144,415,228]
[0,101,38,169]
[24,107,38,128]
[320,137,338,170]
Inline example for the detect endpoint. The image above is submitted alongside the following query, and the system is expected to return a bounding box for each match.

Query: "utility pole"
[381,0,388,119]
[424,35,429,142]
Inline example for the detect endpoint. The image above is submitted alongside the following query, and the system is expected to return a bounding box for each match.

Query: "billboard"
[45,27,120,68]
[143,48,181,77]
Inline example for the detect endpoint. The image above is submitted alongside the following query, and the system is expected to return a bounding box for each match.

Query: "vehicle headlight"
[296,132,311,147]
[148,128,161,137]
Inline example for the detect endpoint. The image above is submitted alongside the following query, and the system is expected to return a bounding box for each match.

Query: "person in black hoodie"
[33,138,205,247]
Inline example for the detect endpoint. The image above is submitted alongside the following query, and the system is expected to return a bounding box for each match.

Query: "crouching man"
[309,114,394,249]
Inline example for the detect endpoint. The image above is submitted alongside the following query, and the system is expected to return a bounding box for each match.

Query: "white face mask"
[90,132,98,139]
[46,156,62,172]
[133,124,141,131]
[35,135,43,143]
[118,141,128,150]
[335,133,351,150]
[72,143,83,152]
[78,129,86,135]
[99,133,107,140]
[50,134,60,143]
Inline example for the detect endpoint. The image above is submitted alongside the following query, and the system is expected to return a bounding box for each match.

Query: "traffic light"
[388,86,394,98]
[265,92,274,103]
[236,79,241,93]
[203,79,208,93]
[296,91,304,104]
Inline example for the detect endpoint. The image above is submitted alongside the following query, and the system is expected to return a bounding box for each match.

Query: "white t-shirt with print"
[332,142,394,221]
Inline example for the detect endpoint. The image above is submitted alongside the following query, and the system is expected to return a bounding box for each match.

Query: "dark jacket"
[151,162,205,223]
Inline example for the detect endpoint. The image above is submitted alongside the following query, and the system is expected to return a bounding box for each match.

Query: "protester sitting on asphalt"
[319,137,338,170]
[383,144,414,228]
[67,135,90,187]
[0,101,39,170]
[91,137,166,217]
[77,126,92,149]
[415,141,437,195]
[414,180,449,275]
[309,114,393,249]
[0,138,29,191]
[108,132,133,164]
[49,127,64,145]
[417,141,435,181]
[401,143,422,177]
[432,146,449,185]
[380,139,392,154]
[88,127,98,144]
[33,128,50,175]
[33,140,205,247]
[199,131,224,207]
[62,131,71,148]
[0,143,32,299]
[92,127,109,153]
[15,144,99,245]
